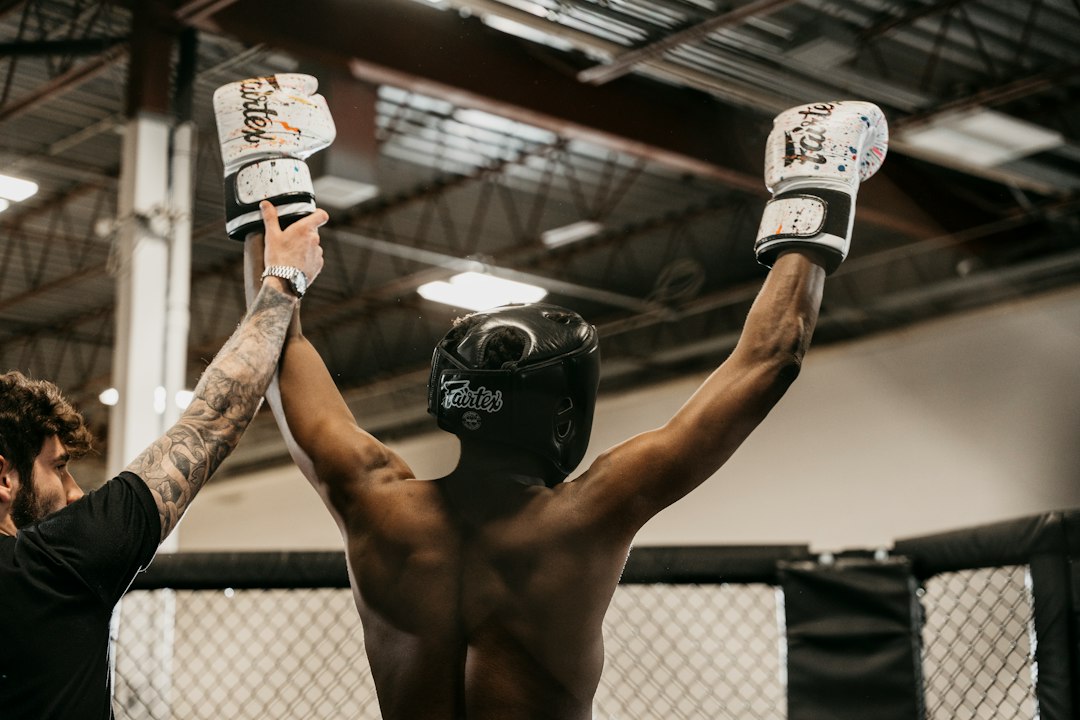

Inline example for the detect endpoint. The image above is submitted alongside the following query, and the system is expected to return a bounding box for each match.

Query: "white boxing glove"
[754,100,888,274]
[213,74,337,241]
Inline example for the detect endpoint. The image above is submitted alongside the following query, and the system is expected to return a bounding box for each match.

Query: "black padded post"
[1028,510,1080,720]
[780,557,924,720]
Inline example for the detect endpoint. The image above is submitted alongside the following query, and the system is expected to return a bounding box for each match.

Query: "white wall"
[177,286,1080,553]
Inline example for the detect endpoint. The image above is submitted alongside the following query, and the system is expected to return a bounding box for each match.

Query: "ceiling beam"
[0,43,126,123]
[0,37,127,56]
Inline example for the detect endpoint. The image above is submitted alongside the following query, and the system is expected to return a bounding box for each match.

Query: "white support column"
[108,111,195,719]
[165,120,195,431]
[108,112,173,479]
[107,110,174,720]
[108,113,195,548]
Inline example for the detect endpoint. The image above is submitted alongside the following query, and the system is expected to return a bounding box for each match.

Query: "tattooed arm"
[125,202,327,542]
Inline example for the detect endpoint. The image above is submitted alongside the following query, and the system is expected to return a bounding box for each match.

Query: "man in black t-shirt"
[0,201,326,720]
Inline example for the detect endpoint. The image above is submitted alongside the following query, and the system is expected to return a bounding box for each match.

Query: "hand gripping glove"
[754,101,888,274]
[214,74,337,241]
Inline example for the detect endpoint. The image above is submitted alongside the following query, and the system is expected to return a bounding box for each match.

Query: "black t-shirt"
[0,471,160,720]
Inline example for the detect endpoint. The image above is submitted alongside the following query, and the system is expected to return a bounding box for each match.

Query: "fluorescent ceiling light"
[417,271,547,311]
[541,220,604,248]
[0,199,8,214]
[897,109,1064,168]
[0,173,38,202]
[99,388,119,406]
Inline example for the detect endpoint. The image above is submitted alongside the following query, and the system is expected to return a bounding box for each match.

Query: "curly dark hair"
[0,371,94,485]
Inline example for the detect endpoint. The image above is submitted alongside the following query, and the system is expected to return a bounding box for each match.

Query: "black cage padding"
[133,545,812,591]
[1030,553,1077,720]
[893,511,1075,579]
[620,544,811,584]
[132,551,351,590]
[781,558,924,720]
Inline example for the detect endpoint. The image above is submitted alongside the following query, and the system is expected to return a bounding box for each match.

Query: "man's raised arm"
[125,72,338,543]
[221,73,412,524]
[580,101,889,525]
[243,215,416,529]
[126,203,324,542]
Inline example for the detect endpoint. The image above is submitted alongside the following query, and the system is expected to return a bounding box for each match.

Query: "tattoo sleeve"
[126,285,297,542]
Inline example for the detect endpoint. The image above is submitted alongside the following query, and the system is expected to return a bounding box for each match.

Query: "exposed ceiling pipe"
[577,0,803,85]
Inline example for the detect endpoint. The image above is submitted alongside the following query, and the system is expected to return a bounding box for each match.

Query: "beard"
[11,471,52,529]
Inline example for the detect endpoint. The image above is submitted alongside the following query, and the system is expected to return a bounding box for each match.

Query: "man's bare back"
[342,469,632,720]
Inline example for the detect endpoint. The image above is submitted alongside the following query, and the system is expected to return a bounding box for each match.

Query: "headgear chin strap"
[427,303,600,484]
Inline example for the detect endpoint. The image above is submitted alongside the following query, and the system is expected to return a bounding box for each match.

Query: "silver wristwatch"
[261,265,308,298]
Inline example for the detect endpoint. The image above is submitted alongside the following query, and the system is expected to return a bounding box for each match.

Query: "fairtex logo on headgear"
[239,78,279,145]
[440,379,504,414]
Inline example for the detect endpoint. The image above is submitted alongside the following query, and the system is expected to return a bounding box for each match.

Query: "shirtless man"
[220,78,887,719]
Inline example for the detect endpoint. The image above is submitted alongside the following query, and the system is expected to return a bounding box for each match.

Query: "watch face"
[263,266,307,297]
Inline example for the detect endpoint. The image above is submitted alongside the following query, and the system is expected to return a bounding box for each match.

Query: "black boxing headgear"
[427,303,600,483]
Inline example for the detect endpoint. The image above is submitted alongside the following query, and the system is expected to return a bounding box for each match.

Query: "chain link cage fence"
[114,510,1076,719]
[113,583,785,720]
[919,565,1037,720]
[114,588,376,720]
